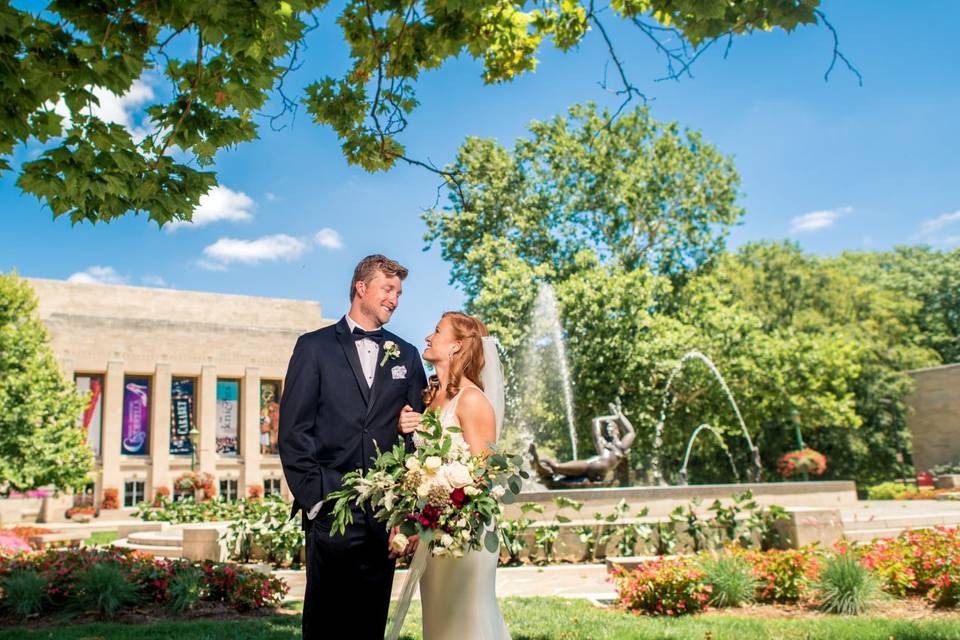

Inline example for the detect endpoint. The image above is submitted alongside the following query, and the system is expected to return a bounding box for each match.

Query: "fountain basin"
[505,480,857,521]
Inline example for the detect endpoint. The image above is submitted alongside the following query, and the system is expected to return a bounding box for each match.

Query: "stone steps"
[112,538,184,558]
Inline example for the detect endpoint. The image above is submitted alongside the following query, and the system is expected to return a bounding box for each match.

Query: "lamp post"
[790,408,808,482]
[188,425,200,471]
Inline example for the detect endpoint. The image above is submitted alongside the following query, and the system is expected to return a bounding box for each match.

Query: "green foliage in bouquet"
[325,409,528,557]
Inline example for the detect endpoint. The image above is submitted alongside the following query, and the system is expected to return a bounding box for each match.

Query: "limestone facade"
[906,363,960,473]
[27,277,333,510]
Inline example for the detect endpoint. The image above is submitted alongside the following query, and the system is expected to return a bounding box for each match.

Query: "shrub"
[859,526,960,605]
[815,552,885,615]
[101,488,119,510]
[73,561,141,617]
[611,557,711,616]
[200,562,288,611]
[247,485,263,500]
[152,486,171,507]
[1,569,48,615]
[699,553,757,608]
[865,481,917,500]
[173,472,216,501]
[747,547,821,603]
[167,567,203,612]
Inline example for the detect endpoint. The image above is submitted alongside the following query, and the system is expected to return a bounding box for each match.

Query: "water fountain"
[519,283,579,459]
[650,350,762,485]
[677,424,740,485]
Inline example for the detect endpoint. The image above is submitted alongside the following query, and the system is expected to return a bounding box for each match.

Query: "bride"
[395,311,512,640]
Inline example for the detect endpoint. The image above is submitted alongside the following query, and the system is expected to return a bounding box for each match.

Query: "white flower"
[424,456,442,473]
[383,489,397,512]
[440,533,454,547]
[405,457,421,472]
[464,486,481,497]
[457,518,467,528]
[491,485,506,499]
[390,533,409,554]
[380,340,400,366]
[417,482,431,498]
[442,462,473,488]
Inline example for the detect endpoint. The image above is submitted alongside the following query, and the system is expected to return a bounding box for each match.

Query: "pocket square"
[391,365,407,380]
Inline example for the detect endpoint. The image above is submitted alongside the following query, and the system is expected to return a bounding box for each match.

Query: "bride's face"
[423,317,460,364]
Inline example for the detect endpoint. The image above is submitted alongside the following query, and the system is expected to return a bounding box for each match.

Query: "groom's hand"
[397,405,423,435]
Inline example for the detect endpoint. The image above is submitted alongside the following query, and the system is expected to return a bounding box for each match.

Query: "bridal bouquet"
[324,409,527,558]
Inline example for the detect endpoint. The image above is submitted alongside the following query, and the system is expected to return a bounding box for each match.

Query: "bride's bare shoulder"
[456,385,494,420]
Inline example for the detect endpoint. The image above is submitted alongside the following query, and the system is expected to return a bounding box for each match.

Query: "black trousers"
[302,510,396,639]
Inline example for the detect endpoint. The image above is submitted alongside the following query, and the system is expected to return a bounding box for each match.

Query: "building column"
[198,365,218,478]
[150,363,172,499]
[241,368,261,497]
[100,360,125,500]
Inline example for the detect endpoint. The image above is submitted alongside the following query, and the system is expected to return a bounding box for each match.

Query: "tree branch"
[815,9,863,86]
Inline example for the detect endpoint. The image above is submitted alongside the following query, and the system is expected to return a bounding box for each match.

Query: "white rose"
[405,457,421,472]
[491,485,506,499]
[464,486,481,496]
[390,533,409,554]
[440,533,454,547]
[424,456,442,473]
[417,482,431,498]
[442,462,474,489]
[457,518,467,528]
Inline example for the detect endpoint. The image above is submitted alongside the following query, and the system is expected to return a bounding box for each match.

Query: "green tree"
[2,0,842,225]
[0,271,92,494]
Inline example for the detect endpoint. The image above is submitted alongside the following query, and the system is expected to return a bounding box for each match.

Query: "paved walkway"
[276,563,614,602]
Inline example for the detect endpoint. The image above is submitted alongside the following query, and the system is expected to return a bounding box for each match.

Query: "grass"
[84,531,119,546]
[4,598,960,639]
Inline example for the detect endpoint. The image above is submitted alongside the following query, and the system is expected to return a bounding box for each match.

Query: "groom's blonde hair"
[350,254,409,301]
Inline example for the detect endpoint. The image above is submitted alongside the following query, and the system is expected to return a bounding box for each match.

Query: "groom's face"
[358,270,403,326]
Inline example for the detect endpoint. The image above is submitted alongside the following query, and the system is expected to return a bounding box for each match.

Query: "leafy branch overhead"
[2,0,854,225]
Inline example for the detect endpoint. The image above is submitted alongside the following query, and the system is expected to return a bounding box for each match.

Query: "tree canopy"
[1,0,847,225]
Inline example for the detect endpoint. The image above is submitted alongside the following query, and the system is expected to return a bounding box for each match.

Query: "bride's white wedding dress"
[415,386,511,640]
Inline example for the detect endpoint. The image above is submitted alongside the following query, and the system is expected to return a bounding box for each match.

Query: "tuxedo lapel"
[335,318,370,406]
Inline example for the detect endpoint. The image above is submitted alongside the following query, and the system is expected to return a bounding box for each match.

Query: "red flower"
[450,488,466,507]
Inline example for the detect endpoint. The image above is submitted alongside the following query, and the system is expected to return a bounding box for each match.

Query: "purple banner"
[122,378,150,455]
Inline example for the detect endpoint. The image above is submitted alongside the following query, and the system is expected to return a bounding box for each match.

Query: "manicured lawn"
[83,530,118,546]
[4,598,960,639]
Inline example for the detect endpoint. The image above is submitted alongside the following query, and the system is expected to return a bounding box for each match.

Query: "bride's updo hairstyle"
[423,311,489,407]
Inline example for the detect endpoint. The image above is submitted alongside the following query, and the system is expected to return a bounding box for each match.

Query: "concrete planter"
[935,474,960,489]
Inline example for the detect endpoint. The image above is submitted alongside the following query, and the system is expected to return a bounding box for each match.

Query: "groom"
[279,254,427,639]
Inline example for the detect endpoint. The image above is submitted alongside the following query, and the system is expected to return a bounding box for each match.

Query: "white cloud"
[917,211,960,237]
[67,266,128,285]
[45,77,156,142]
[167,185,256,231]
[141,275,168,287]
[315,228,344,250]
[202,234,308,267]
[789,206,853,233]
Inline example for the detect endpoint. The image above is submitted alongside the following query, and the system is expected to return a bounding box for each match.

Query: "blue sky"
[2,0,959,344]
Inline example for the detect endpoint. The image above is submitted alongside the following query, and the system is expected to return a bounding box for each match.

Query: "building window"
[219,479,239,501]
[123,481,146,507]
[260,381,281,455]
[263,478,282,496]
[122,376,151,455]
[216,380,240,455]
[170,378,196,456]
[75,374,104,458]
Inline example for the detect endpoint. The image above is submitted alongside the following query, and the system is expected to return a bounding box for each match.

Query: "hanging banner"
[122,378,150,455]
[260,381,281,455]
[75,374,103,458]
[216,380,239,455]
[170,378,195,455]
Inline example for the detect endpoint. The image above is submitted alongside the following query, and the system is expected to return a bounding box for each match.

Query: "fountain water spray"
[651,350,761,484]
[678,424,740,485]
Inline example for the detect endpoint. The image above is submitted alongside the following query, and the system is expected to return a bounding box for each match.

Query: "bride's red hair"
[423,312,489,407]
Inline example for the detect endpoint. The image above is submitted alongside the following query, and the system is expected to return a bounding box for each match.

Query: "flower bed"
[0,547,287,620]
[611,528,960,617]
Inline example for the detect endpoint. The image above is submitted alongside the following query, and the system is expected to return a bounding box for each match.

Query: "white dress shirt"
[308,314,383,520]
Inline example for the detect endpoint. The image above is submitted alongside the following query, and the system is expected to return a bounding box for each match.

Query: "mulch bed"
[698,598,960,620]
[0,601,298,630]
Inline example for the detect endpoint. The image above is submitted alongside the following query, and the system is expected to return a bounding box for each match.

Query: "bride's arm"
[456,387,498,456]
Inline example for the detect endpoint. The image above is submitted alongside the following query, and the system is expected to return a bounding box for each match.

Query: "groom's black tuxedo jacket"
[278,317,427,529]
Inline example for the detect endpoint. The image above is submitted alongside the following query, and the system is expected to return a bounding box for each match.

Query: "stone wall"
[907,363,960,472]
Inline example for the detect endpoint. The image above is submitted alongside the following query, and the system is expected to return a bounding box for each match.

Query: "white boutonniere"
[380,340,400,367]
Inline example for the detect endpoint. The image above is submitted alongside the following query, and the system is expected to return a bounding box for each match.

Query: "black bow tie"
[352,326,384,343]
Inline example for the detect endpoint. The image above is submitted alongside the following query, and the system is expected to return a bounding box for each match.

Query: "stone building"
[27,277,333,511]
[906,363,960,473]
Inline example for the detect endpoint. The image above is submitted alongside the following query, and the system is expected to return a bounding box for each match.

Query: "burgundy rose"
[450,487,467,508]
